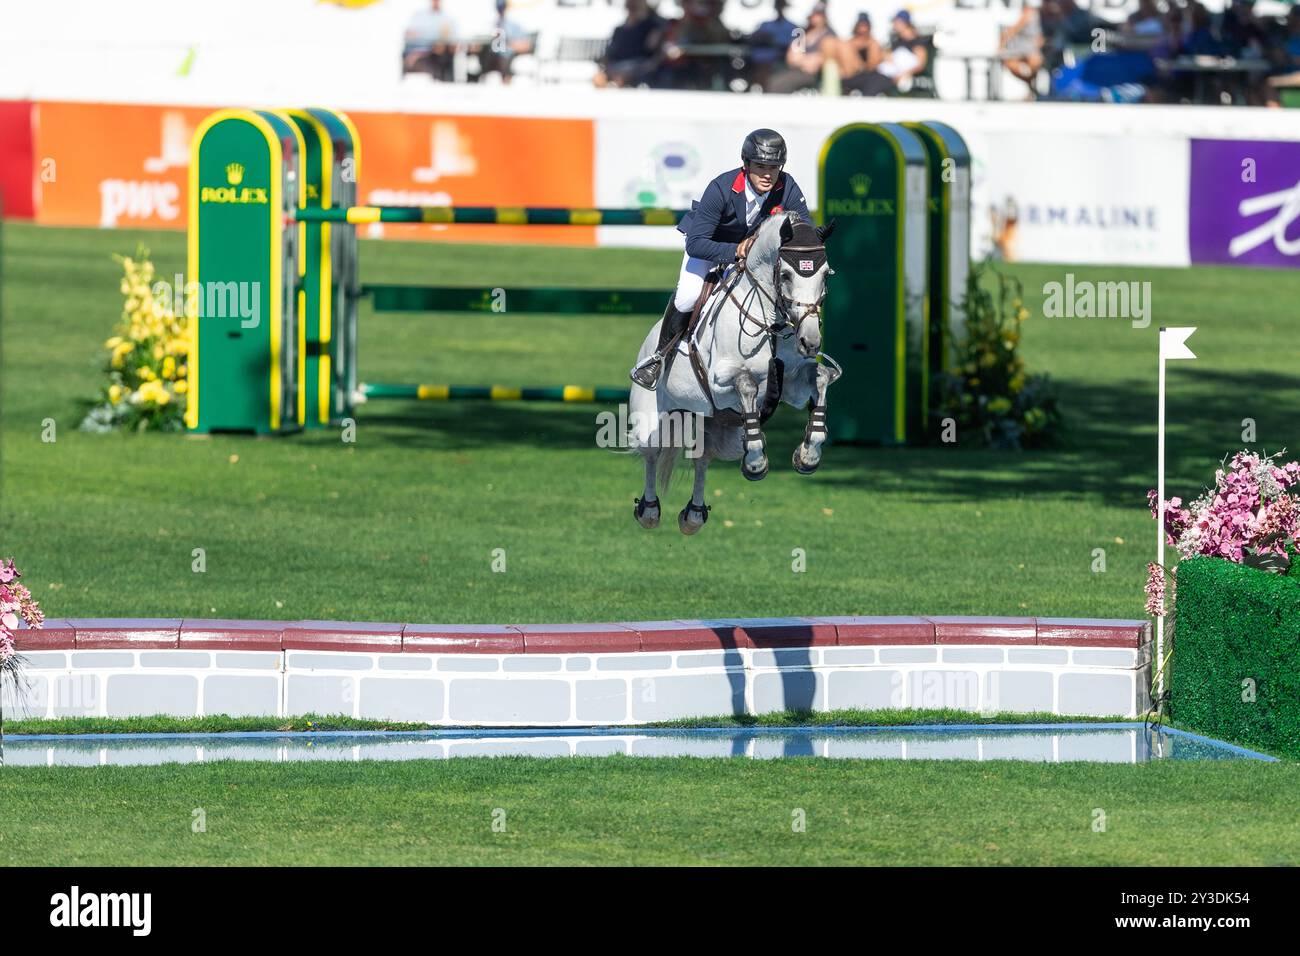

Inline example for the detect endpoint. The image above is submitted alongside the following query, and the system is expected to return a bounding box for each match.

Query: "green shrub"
[932,259,1061,449]
[1172,556,1300,758]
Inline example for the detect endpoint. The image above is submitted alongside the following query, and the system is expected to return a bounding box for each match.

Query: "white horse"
[628,211,842,534]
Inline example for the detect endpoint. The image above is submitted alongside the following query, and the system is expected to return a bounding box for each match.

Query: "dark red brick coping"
[12,617,1150,653]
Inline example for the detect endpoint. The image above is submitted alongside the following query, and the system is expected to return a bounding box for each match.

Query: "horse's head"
[764,212,835,358]
[747,212,835,356]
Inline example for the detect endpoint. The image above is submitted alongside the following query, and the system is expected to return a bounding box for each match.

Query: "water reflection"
[1,724,1270,766]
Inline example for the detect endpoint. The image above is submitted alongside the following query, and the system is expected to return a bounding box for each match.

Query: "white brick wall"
[1,644,1151,725]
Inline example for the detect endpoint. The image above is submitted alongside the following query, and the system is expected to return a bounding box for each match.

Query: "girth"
[676,267,785,424]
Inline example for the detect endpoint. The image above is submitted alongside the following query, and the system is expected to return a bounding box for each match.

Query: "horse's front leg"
[793,362,839,475]
[678,453,712,535]
[735,368,768,481]
[635,449,661,528]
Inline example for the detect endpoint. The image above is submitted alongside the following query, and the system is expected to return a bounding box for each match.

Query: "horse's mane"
[746,210,803,296]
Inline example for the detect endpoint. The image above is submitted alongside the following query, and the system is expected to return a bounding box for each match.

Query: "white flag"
[1160,326,1197,361]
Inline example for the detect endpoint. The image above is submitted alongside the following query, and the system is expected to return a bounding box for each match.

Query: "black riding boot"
[630,299,691,389]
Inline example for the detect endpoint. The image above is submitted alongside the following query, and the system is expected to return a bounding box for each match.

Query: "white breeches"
[673,251,717,313]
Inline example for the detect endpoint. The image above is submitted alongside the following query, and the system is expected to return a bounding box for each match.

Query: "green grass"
[4,223,1298,867]
[4,221,1297,625]
[1,758,1297,865]
[0,708,1123,736]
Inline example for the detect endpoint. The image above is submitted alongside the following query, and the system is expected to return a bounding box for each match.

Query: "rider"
[629,128,811,389]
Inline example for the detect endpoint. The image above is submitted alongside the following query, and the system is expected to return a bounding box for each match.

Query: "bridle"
[727,241,829,349]
[682,225,837,422]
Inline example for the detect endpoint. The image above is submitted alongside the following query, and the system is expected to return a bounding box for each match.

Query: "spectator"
[1126,0,1165,39]
[595,0,666,88]
[747,0,801,89]
[403,0,457,81]
[472,0,534,85]
[877,10,928,90]
[825,13,894,96]
[1041,0,1102,71]
[1151,4,1186,60]
[766,2,836,93]
[1285,7,1300,67]
[647,0,735,90]
[1183,3,1222,57]
[999,3,1045,93]
[1221,0,1267,58]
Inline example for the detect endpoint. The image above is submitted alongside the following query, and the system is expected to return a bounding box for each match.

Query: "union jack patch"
[799,259,814,272]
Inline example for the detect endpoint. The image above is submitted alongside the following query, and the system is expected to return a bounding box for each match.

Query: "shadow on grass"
[340,368,1300,506]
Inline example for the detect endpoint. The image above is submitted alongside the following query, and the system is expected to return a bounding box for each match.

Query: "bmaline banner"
[1188,139,1300,270]
[964,130,1191,267]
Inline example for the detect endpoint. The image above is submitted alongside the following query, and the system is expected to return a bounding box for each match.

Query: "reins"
[684,225,829,420]
[731,243,826,345]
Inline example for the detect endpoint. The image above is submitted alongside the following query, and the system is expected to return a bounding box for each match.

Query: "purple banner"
[1189,139,1300,269]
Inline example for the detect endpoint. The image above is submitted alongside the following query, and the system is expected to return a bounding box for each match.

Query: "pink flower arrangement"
[1146,450,1300,613]
[0,557,44,664]
[1144,562,1169,617]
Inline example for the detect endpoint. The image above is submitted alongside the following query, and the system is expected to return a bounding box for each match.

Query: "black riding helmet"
[741,128,787,168]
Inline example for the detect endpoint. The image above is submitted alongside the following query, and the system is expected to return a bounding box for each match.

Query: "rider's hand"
[736,236,755,260]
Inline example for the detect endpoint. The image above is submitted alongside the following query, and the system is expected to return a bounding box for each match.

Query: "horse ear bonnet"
[778,221,827,276]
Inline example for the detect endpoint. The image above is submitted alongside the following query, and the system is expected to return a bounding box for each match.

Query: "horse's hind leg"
[793,362,839,475]
[735,368,769,481]
[635,449,661,529]
[678,450,712,535]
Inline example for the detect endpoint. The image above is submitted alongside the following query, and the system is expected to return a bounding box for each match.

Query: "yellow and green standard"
[902,121,971,386]
[818,122,930,445]
[186,108,304,435]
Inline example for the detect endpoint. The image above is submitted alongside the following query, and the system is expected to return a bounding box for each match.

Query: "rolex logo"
[225,162,244,185]
[850,173,871,197]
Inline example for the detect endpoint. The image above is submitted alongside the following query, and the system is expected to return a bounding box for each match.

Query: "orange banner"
[32,101,596,246]
[350,111,596,247]
[35,101,214,230]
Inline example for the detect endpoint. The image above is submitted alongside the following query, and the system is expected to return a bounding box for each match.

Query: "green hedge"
[1172,557,1300,758]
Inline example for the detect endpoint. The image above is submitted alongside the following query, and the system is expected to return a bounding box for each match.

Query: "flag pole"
[1156,327,1167,714]
[1154,326,1196,718]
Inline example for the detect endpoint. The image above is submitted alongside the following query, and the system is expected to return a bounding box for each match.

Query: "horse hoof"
[742,459,768,482]
[678,502,710,535]
[792,448,820,475]
[634,496,661,529]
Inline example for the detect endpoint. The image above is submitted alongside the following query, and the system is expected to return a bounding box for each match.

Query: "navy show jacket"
[677,168,811,263]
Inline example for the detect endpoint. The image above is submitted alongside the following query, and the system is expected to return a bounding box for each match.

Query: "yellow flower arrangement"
[934,260,1060,449]
[81,244,190,432]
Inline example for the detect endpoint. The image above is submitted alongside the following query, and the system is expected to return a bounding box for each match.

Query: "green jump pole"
[363,285,672,315]
[361,383,629,403]
[293,206,688,226]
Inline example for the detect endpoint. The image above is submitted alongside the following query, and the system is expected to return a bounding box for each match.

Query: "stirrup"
[630,352,665,389]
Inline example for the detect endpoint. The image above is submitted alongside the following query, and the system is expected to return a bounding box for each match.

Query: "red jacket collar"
[732,169,786,197]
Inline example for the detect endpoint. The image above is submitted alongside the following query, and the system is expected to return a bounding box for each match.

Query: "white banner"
[966,130,1190,265]
[595,113,1192,265]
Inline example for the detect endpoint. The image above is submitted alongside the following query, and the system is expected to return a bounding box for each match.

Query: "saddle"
[662,264,784,427]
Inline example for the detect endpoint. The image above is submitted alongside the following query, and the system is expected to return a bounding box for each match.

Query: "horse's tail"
[655,443,683,493]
